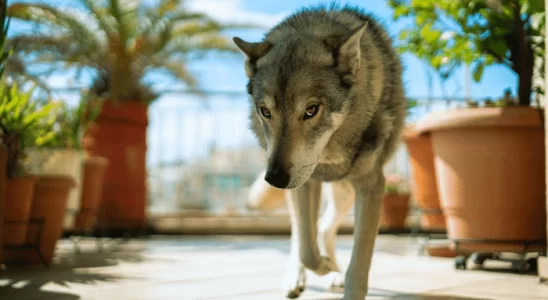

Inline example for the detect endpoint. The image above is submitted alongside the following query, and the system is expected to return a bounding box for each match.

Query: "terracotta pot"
[379,193,410,230]
[24,175,76,265]
[25,148,85,231]
[425,244,457,258]
[403,126,446,231]
[74,156,109,231]
[83,101,148,231]
[3,176,36,246]
[416,107,546,252]
[0,144,7,263]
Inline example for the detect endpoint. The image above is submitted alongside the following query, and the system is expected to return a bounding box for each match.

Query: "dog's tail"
[247,170,287,211]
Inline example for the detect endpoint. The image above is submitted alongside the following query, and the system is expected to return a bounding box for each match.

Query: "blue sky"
[9,0,518,100]
[181,0,518,100]
[9,0,519,167]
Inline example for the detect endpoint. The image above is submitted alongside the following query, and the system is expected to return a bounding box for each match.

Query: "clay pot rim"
[415,106,544,134]
[403,124,431,139]
[85,155,109,166]
[7,175,38,182]
[32,174,77,188]
[25,147,85,154]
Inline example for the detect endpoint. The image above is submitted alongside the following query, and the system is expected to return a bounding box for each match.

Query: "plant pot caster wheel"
[511,257,537,273]
[455,256,468,270]
[470,252,493,267]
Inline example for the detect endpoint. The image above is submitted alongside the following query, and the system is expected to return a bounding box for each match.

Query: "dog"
[233,3,406,299]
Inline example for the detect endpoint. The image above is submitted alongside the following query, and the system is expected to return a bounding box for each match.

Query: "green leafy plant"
[40,94,103,150]
[0,83,60,178]
[7,0,261,104]
[388,0,545,106]
[384,173,409,195]
[407,98,419,112]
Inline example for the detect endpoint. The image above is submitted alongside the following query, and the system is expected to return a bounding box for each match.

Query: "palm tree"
[6,0,261,232]
[7,0,257,104]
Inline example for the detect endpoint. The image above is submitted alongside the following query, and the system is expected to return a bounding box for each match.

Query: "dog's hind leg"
[318,180,355,289]
[343,169,385,300]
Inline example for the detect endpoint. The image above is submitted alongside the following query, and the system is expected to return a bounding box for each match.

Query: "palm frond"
[79,0,117,36]
[109,0,139,53]
[137,10,210,55]
[8,3,103,49]
[8,34,100,69]
[149,58,197,87]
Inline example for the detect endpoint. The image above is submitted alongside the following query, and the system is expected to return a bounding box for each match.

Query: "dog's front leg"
[343,170,385,300]
[289,179,339,275]
[283,189,306,299]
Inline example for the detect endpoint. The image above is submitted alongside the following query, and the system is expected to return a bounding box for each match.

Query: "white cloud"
[185,0,289,28]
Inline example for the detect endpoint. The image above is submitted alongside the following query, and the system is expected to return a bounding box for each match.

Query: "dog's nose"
[264,168,290,189]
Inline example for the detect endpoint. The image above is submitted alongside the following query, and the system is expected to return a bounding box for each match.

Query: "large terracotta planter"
[74,156,109,231]
[3,176,36,246]
[22,175,75,265]
[403,126,446,231]
[83,101,148,231]
[416,107,546,252]
[0,144,7,264]
[379,193,410,230]
[25,148,85,231]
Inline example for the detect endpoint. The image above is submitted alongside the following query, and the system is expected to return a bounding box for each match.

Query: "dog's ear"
[326,23,367,83]
[233,37,272,78]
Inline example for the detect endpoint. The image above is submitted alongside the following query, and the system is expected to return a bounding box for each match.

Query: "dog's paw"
[312,255,339,276]
[283,266,306,299]
[329,272,345,292]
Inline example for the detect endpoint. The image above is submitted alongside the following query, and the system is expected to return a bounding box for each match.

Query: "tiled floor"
[1,235,547,299]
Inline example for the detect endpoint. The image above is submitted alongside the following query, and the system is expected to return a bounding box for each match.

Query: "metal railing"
[144,90,473,216]
[49,88,489,217]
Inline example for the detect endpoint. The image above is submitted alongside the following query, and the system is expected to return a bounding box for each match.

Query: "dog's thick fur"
[233,4,406,299]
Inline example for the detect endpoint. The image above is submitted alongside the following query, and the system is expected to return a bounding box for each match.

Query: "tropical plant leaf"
[7,0,262,104]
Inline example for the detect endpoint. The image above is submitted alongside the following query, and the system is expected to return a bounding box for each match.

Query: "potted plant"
[57,95,108,233]
[7,0,259,232]
[403,125,446,231]
[379,173,411,231]
[24,94,106,234]
[402,97,445,231]
[0,0,10,265]
[390,0,546,252]
[0,82,69,266]
[24,100,85,232]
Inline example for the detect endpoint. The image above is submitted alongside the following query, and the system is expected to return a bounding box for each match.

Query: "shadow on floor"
[308,286,493,300]
[0,246,147,300]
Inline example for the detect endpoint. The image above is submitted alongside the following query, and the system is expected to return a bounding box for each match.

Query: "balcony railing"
[50,88,486,219]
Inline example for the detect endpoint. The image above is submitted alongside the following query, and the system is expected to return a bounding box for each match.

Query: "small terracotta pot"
[416,107,546,252]
[3,176,37,246]
[379,193,410,230]
[0,144,7,263]
[403,126,446,231]
[25,175,75,265]
[74,156,109,231]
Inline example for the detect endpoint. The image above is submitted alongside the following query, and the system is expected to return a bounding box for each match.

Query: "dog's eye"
[260,107,271,119]
[303,104,319,120]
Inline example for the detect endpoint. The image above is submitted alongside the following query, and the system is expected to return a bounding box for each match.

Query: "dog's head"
[233,24,367,189]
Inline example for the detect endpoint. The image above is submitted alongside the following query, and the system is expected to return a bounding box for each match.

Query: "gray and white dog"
[233,3,406,299]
